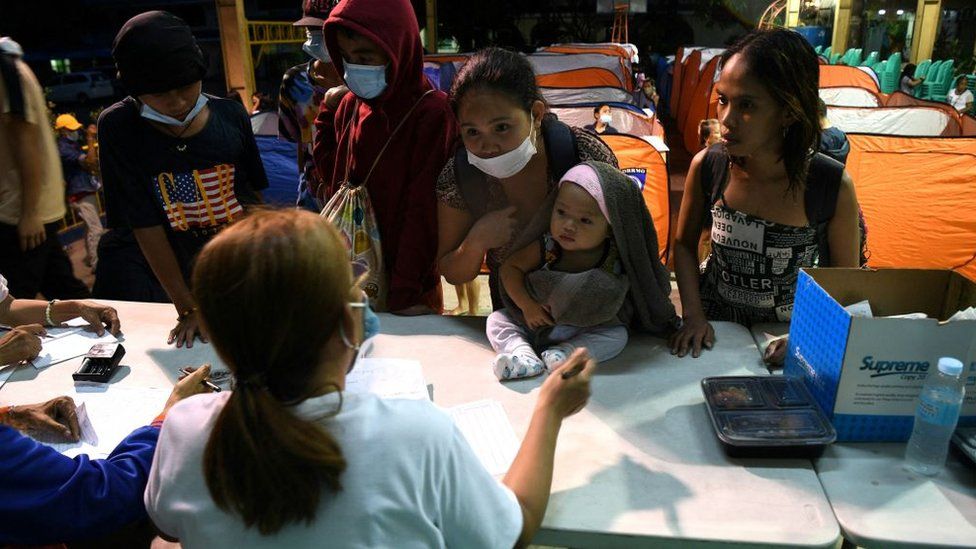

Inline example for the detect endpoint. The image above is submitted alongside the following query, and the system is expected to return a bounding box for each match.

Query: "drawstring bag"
[321,90,434,310]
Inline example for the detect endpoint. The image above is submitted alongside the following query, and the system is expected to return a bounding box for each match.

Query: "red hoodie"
[314,0,456,313]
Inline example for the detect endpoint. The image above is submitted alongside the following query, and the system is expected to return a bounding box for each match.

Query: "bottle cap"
[937,357,964,377]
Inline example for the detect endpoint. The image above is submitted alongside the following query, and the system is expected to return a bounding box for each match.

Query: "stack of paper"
[448,400,520,476]
[345,358,430,400]
[32,322,121,370]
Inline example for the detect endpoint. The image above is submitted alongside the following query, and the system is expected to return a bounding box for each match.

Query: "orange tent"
[885,91,974,136]
[845,134,976,281]
[599,134,671,261]
[682,56,721,154]
[676,49,703,135]
[541,44,633,61]
[536,68,625,89]
[670,47,688,117]
[423,54,470,64]
[819,65,880,94]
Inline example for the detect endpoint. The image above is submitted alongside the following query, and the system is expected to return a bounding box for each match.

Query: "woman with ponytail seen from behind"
[145,209,594,547]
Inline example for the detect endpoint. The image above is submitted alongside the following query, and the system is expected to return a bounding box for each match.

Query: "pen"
[179,367,222,392]
[561,362,585,380]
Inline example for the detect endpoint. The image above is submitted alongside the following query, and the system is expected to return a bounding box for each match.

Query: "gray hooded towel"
[501,161,679,335]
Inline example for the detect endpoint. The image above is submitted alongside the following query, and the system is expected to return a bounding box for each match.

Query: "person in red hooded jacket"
[313,0,457,315]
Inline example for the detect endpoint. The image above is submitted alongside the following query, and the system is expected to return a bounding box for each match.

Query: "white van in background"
[47,71,114,103]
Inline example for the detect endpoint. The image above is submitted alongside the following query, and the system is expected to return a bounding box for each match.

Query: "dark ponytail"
[192,210,354,534]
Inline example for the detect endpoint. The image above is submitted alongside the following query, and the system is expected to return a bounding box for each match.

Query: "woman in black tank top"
[669,29,862,361]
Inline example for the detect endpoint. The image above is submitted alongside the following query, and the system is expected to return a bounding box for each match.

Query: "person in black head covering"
[93,11,268,348]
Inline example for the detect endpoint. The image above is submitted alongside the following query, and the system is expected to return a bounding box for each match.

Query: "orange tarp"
[846,134,976,281]
[536,68,624,89]
[599,134,671,261]
[819,65,880,94]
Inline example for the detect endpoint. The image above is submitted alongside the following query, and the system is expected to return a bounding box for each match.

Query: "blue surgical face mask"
[140,94,208,127]
[344,62,387,100]
[302,29,330,63]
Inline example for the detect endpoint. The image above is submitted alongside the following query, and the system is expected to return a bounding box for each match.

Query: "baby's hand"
[523,301,555,330]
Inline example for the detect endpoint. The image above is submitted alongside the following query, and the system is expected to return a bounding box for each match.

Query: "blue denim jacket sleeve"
[0,423,159,545]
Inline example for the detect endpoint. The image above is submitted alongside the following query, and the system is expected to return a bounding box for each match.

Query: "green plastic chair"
[913,59,933,97]
[830,53,842,65]
[814,45,823,55]
[860,51,879,67]
[880,52,902,94]
[822,46,832,59]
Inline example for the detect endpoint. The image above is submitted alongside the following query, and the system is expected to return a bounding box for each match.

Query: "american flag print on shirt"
[152,164,243,231]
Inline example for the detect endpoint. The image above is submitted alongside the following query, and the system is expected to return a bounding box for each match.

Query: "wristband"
[44,299,58,327]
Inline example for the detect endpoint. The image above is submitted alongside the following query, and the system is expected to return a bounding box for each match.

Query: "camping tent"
[820,86,882,107]
[541,86,637,106]
[536,68,626,89]
[597,134,672,261]
[845,134,976,281]
[819,65,880,93]
[528,53,632,91]
[827,106,962,137]
[550,105,661,137]
[681,55,721,154]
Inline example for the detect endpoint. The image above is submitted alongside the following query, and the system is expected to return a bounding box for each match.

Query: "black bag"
[698,145,868,266]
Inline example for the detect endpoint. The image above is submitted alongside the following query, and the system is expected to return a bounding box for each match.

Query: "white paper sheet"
[0,363,17,389]
[345,358,429,400]
[447,400,520,476]
[47,402,99,454]
[44,386,169,458]
[31,326,120,369]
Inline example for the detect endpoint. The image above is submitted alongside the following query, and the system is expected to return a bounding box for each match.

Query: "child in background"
[698,118,722,148]
[488,162,676,380]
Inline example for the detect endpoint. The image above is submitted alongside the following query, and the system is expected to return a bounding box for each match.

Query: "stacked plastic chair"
[860,51,879,67]
[879,52,902,94]
[814,45,823,55]
[921,59,954,100]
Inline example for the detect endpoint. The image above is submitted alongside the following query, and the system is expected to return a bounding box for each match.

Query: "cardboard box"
[785,268,976,442]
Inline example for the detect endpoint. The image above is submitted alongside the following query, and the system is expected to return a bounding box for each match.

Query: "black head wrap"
[113,11,207,96]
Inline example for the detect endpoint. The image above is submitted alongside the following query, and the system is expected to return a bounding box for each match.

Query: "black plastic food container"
[701,376,837,458]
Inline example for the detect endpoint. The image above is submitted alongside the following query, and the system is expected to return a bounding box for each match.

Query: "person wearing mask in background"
[56,113,104,270]
[0,38,90,300]
[313,0,457,314]
[583,104,618,135]
[635,78,659,111]
[95,11,267,347]
[898,64,924,95]
[946,75,974,114]
[279,0,346,212]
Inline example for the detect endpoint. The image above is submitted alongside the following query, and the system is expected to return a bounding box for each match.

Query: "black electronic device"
[72,343,125,383]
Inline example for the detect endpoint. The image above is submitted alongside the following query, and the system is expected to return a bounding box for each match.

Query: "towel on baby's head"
[502,161,678,334]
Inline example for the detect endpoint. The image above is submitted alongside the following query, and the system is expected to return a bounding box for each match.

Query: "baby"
[487,164,629,380]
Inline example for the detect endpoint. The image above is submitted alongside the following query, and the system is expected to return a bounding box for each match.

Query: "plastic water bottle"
[904,357,966,476]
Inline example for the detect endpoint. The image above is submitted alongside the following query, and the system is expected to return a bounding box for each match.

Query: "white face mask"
[599,113,612,125]
[140,94,208,127]
[302,29,330,63]
[466,114,537,179]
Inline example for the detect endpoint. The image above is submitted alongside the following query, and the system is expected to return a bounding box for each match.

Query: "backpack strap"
[454,114,580,220]
[804,152,846,266]
[699,144,730,226]
[540,117,578,180]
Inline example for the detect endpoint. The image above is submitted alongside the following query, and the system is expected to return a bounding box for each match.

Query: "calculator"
[72,343,125,383]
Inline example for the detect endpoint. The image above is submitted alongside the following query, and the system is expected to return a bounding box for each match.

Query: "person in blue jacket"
[0,271,213,545]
